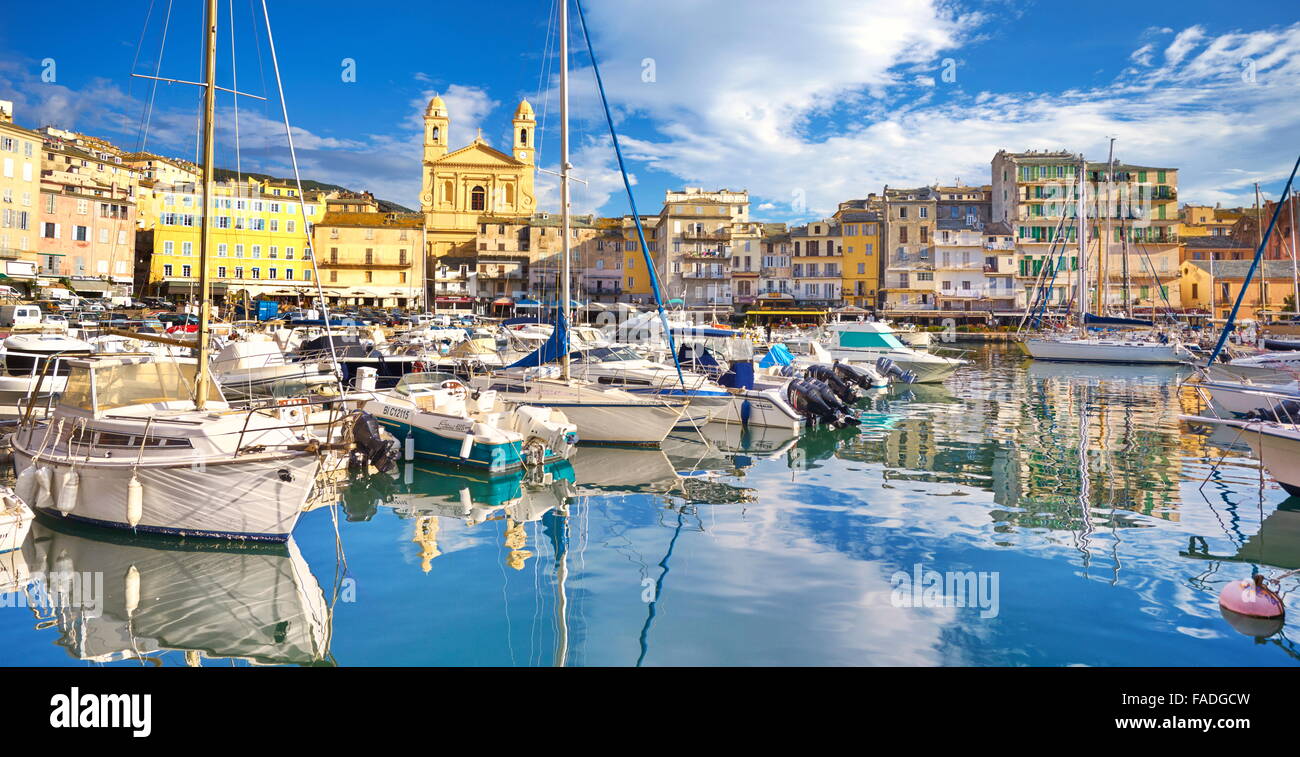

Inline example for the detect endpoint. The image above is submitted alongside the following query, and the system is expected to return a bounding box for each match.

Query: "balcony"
[584,283,622,295]
[759,267,787,277]
[681,248,730,260]
[477,269,526,280]
[682,270,728,280]
[0,248,22,261]
[320,259,412,270]
[731,268,759,277]
[681,230,730,242]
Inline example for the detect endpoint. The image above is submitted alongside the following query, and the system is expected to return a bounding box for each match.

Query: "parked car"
[0,305,42,328]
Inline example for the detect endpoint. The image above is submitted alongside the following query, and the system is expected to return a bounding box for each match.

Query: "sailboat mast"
[1077,154,1088,330]
[1103,138,1114,314]
[559,0,572,381]
[195,0,218,410]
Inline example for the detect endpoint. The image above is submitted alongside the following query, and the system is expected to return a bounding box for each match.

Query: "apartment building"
[137,177,325,302]
[314,211,424,308]
[0,101,43,288]
[791,220,843,306]
[758,224,793,300]
[834,198,883,309]
[657,188,749,309]
[881,186,939,310]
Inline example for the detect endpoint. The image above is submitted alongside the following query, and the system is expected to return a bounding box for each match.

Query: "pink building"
[37,169,136,298]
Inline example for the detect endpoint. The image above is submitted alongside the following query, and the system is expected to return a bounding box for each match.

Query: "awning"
[492,297,513,305]
[746,309,827,316]
[165,281,229,294]
[70,280,112,293]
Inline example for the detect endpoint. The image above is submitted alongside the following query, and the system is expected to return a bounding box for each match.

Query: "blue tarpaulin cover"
[507,309,570,368]
[759,344,795,368]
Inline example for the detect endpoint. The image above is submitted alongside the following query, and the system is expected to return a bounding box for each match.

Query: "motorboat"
[214,334,337,399]
[361,371,578,474]
[822,321,967,382]
[0,333,93,413]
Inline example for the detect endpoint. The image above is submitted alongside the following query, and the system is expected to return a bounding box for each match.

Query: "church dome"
[426,94,447,116]
[515,99,534,119]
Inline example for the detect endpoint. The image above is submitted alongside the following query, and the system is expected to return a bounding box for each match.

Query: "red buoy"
[1219,574,1285,622]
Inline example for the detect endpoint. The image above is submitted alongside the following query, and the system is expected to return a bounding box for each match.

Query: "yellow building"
[620,214,657,300]
[835,200,883,309]
[420,95,536,263]
[314,211,425,308]
[137,177,325,303]
[0,100,43,288]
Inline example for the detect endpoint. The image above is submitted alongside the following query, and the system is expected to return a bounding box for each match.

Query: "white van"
[0,305,42,328]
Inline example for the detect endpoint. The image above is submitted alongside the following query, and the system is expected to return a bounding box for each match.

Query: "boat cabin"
[57,357,226,417]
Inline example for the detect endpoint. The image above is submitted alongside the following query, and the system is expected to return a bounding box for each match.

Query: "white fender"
[15,466,37,504]
[126,473,143,527]
[459,433,475,459]
[124,565,140,618]
[55,469,78,514]
[404,433,415,462]
[34,468,53,513]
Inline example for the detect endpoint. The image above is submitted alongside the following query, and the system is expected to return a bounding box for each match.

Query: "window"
[471,186,486,211]
[285,269,294,281]
[182,241,193,256]
[252,267,261,279]
[74,225,89,241]
[163,264,173,277]
[217,266,227,278]
[268,268,277,280]
[234,266,243,279]
[182,264,192,277]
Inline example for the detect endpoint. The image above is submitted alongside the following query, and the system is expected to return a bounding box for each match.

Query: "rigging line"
[258,0,343,396]
[1207,153,1300,365]
[136,0,175,156]
[229,0,242,183]
[573,0,687,388]
[126,0,159,138]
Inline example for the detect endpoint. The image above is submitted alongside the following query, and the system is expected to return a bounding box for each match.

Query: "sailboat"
[9,0,351,541]
[1023,152,1192,365]
[467,1,686,447]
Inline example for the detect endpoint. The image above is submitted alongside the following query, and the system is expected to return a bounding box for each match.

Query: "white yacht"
[1024,332,1193,364]
[469,368,687,446]
[213,334,336,399]
[0,333,93,413]
[11,357,329,541]
[822,322,967,382]
[1184,415,1300,497]
[566,344,733,426]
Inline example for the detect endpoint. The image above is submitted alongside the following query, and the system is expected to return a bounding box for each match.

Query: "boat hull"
[10,450,319,542]
[1024,338,1188,365]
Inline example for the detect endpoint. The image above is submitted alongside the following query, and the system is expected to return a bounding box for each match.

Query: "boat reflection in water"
[20,517,332,666]
[373,461,576,573]
[661,421,799,477]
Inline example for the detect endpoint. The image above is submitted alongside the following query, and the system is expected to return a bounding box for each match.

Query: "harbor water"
[1,343,1296,666]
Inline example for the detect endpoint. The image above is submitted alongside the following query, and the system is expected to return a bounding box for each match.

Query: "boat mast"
[1077,154,1088,330]
[1102,138,1114,314]
[559,0,572,381]
[195,0,218,410]
[1291,193,1299,319]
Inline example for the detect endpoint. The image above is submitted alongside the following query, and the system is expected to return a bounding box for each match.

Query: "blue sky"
[1,0,1297,222]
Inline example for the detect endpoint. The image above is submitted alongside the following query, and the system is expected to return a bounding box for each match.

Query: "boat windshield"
[61,360,224,413]
[571,346,641,363]
[394,371,462,395]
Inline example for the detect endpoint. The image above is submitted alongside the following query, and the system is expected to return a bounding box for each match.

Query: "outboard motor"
[806,378,860,427]
[787,379,838,427]
[805,364,859,404]
[350,411,400,473]
[875,355,916,384]
[832,362,874,390]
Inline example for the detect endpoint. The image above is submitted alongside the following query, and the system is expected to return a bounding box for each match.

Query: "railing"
[680,230,730,242]
[681,271,727,280]
[681,249,730,260]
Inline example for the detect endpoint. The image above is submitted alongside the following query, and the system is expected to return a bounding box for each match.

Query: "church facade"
[419,94,537,262]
